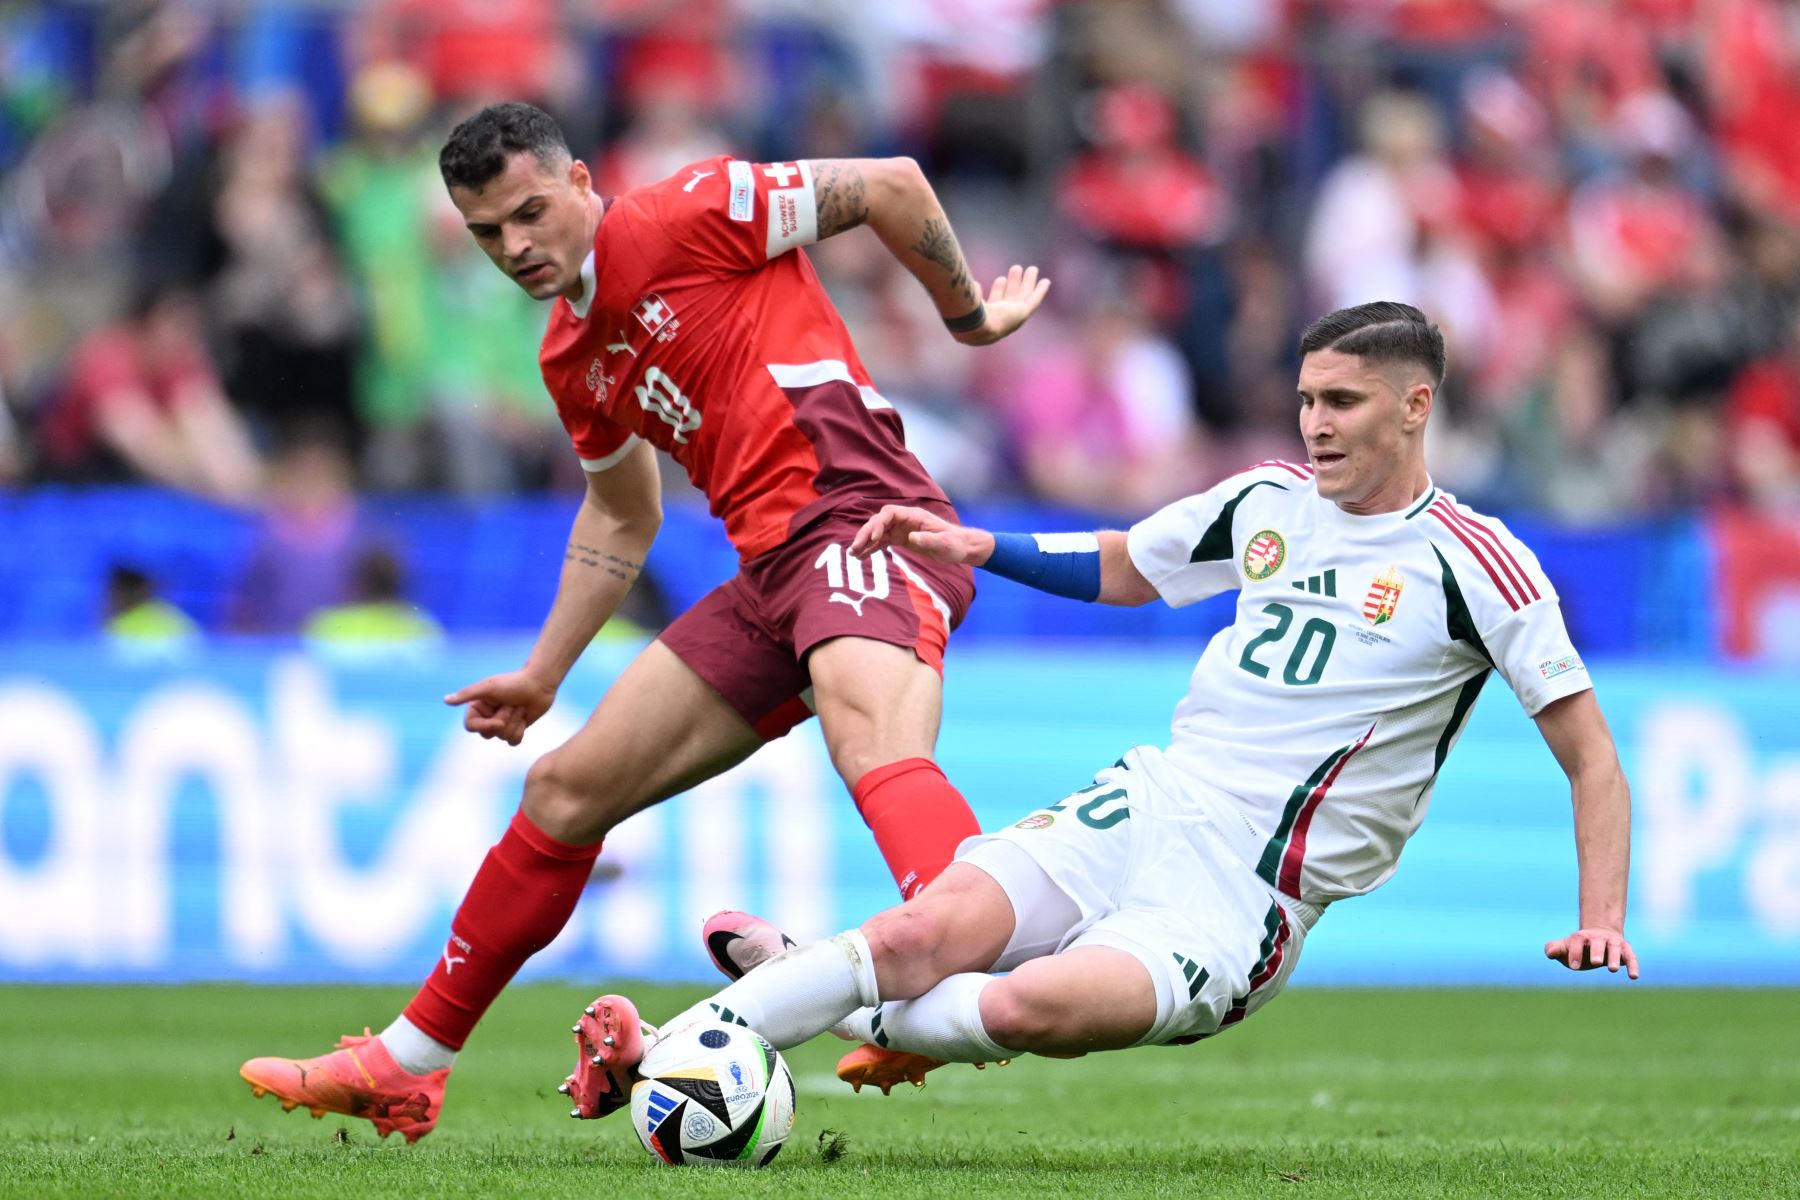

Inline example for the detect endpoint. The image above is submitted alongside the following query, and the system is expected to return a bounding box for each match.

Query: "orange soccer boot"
[240,1030,448,1143]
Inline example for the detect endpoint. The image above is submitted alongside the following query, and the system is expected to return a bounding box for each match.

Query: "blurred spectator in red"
[1524,0,1661,150]
[881,0,1048,179]
[37,286,261,500]
[210,94,359,446]
[356,0,563,107]
[1455,69,1576,413]
[1057,82,1232,422]
[1059,83,1228,259]
[229,427,378,633]
[995,296,1203,515]
[1565,90,1711,327]
[1707,0,1800,233]
[591,34,731,194]
[1726,308,1800,513]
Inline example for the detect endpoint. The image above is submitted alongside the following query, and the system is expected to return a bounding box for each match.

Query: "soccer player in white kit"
[567,301,1639,1099]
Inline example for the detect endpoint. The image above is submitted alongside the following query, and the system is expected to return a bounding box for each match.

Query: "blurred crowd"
[6,0,1800,539]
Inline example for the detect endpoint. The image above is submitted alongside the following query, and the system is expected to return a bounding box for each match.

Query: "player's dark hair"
[1299,301,1446,386]
[439,102,570,192]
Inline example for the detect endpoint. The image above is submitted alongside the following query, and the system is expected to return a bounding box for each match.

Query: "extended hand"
[951,265,1051,346]
[445,670,557,746]
[1544,927,1639,979]
[851,504,994,564]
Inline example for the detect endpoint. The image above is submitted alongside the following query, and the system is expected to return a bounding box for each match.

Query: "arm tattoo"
[565,541,642,584]
[913,217,976,309]
[811,160,869,239]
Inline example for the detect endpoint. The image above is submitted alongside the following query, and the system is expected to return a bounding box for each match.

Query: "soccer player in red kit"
[238,102,1049,1140]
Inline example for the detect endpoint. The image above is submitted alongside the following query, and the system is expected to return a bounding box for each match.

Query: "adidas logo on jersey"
[1291,570,1337,597]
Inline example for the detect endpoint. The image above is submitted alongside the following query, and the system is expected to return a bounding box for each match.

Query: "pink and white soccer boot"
[702,910,796,981]
[559,994,655,1119]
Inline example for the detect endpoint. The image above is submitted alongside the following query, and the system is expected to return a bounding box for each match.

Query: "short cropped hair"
[1299,301,1446,387]
[439,102,570,192]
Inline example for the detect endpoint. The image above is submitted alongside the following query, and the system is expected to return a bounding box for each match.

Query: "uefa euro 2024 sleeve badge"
[1363,566,1404,625]
[1242,530,1286,580]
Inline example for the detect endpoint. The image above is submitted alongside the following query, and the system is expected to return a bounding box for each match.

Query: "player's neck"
[561,192,606,304]
[1333,464,1431,517]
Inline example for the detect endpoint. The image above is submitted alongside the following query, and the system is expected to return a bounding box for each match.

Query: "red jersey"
[538,156,949,560]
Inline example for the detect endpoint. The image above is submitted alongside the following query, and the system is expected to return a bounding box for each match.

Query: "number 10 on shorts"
[815,542,890,616]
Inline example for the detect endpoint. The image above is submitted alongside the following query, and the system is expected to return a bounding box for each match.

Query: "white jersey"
[1126,461,1591,905]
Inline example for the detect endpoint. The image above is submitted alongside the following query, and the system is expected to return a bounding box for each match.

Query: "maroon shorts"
[658,507,976,740]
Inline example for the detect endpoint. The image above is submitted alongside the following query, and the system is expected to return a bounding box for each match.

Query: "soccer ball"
[628,1021,796,1167]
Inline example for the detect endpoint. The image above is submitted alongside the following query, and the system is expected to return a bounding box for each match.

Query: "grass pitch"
[3,984,1795,1198]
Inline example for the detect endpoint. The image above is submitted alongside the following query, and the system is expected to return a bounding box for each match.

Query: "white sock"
[663,930,879,1051]
[379,1014,458,1075]
[839,972,1018,1062]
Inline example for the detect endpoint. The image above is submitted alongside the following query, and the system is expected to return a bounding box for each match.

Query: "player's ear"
[1402,381,1433,432]
[568,155,591,194]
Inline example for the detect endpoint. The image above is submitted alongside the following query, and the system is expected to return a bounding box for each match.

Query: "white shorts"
[957,745,1315,1047]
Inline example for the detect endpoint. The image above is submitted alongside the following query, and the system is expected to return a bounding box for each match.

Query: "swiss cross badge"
[633,293,674,335]
[1242,530,1286,581]
[1363,566,1404,625]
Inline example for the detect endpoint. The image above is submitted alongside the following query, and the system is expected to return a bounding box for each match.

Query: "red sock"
[852,758,981,901]
[403,810,601,1050]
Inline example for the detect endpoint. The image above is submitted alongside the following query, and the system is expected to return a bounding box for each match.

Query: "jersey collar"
[1318,476,1438,527]
[568,249,598,320]
[1402,481,1440,520]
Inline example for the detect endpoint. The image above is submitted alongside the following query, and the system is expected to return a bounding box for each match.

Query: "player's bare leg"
[807,634,945,787]
[698,634,959,978]
[809,636,979,901]
[242,641,763,1140]
[971,947,1158,1054]
[682,863,1019,1093]
[834,862,1017,1092]
[837,947,1156,1093]
[518,639,765,842]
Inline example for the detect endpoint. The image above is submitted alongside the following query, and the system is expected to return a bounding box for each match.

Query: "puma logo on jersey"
[683,169,715,192]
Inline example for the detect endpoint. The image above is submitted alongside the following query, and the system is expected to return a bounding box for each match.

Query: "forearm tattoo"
[812,161,869,238]
[913,217,976,310]
[566,541,642,584]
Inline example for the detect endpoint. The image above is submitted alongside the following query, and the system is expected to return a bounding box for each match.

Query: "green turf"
[2,984,1795,1198]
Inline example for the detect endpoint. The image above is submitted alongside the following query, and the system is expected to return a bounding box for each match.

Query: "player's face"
[1296,348,1430,514]
[451,151,594,302]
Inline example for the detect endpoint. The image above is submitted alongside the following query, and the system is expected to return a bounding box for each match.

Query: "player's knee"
[977,982,1063,1053]
[521,752,614,843]
[862,906,956,995]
